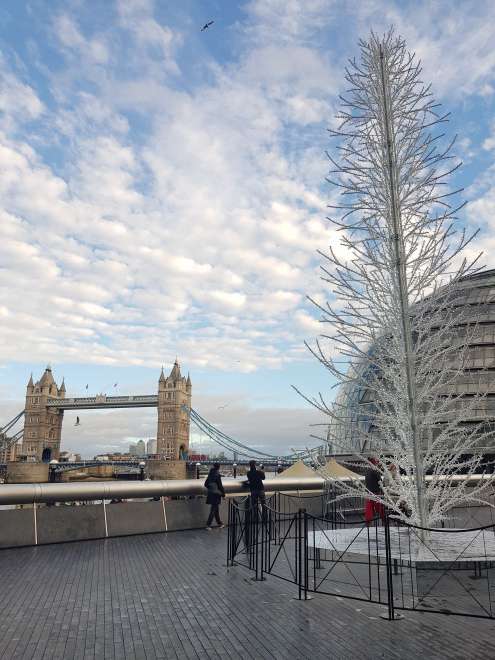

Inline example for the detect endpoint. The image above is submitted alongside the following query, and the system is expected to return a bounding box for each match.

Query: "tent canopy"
[275,460,316,479]
[321,458,359,480]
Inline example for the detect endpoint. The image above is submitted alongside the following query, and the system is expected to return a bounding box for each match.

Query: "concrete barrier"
[0,508,36,547]
[106,500,165,536]
[36,504,106,545]
[0,497,230,549]
[164,499,229,531]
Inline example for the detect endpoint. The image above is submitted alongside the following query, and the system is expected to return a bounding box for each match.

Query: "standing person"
[364,457,385,523]
[246,460,266,510]
[204,463,225,530]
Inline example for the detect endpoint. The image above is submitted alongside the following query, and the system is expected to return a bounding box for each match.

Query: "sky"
[2,0,495,458]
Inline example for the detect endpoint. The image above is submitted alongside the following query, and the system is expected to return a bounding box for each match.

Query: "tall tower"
[21,366,65,461]
[156,361,191,459]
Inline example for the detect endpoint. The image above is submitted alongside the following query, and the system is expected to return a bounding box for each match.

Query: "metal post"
[233,463,237,478]
[227,499,232,566]
[161,496,168,531]
[267,507,272,575]
[33,501,38,546]
[298,509,303,600]
[383,513,395,620]
[303,510,309,600]
[254,506,259,579]
[102,498,108,538]
[196,462,201,479]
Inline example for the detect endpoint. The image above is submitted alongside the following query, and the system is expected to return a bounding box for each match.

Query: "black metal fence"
[227,496,495,620]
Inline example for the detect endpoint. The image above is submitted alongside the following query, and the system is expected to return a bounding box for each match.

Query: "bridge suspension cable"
[187,406,324,462]
[0,410,25,454]
[0,410,25,436]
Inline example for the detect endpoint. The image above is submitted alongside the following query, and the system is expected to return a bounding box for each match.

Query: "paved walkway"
[0,529,493,659]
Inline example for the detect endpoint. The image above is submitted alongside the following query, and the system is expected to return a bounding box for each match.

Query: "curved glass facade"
[328,269,495,454]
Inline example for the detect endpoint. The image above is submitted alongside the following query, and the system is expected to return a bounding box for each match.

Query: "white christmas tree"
[302,30,494,528]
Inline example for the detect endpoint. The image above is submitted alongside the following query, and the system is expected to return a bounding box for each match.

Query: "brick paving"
[0,529,493,659]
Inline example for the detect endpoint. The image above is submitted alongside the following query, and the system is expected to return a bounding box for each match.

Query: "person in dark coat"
[246,460,266,509]
[204,463,225,530]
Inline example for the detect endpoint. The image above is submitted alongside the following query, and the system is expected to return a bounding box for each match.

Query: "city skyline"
[2,1,495,456]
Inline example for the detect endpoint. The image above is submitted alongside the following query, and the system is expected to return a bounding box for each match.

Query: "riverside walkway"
[0,528,493,660]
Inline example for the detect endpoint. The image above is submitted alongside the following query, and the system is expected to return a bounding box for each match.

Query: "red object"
[188,454,209,462]
[364,499,385,523]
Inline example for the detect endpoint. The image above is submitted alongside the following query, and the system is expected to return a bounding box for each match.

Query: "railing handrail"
[0,476,326,505]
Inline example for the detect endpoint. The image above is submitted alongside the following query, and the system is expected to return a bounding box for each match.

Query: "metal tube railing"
[1,472,490,506]
[0,476,326,505]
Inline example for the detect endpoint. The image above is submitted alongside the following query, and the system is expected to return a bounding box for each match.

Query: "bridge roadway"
[0,528,493,659]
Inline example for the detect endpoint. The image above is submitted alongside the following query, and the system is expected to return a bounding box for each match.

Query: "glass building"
[328,269,495,455]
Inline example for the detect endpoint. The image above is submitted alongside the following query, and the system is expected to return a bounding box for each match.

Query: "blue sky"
[1,0,495,457]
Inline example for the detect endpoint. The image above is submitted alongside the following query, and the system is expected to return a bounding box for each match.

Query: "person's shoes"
[217,523,225,529]
[205,526,212,531]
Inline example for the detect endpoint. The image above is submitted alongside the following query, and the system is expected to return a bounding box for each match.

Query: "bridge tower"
[21,366,65,461]
[156,361,191,459]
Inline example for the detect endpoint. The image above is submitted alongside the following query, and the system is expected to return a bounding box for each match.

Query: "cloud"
[351,0,495,99]
[2,0,495,456]
[0,0,342,375]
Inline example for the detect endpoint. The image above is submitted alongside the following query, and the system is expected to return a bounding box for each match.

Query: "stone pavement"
[0,528,493,659]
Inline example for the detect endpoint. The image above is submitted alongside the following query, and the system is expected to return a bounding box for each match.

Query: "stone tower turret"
[156,361,191,459]
[21,366,64,461]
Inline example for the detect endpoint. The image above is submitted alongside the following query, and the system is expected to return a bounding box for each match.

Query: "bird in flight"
[217,402,231,410]
[201,20,214,32]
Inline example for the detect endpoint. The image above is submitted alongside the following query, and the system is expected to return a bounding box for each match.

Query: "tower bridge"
[17,362,191,463]
[1,364,326,465]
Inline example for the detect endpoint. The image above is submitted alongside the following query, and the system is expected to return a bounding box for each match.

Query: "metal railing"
[227,497,495,621]
[0,476,325,506]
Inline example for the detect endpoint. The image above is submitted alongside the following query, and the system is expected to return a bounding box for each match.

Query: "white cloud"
[1,0,493,406]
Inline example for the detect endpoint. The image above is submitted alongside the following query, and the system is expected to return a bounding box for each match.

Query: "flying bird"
[201,20,214,31]
[217,402,231,410]
[113,383,118,388]
[85,384,88,390]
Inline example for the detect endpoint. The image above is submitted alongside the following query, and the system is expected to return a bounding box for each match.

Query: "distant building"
[129,440,146,456]
[59,451,82,462]
[188,453,210,462]
[93,453,136,462]
[0,441,19,463]
[147,438,157,454]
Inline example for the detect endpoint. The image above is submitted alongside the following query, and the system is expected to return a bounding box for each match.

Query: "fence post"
[227,499,232,566]
[254,504,262,580]
[303,509,309,600]
[298,508,303,599]
[384,513,395,620]
[267,506,272,574]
